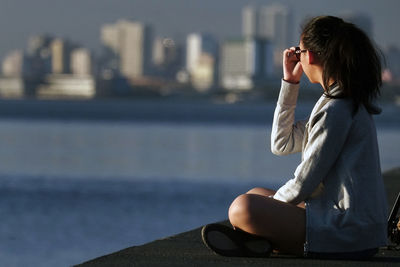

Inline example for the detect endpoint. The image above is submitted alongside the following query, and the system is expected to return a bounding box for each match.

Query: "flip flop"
[201,223,272,257]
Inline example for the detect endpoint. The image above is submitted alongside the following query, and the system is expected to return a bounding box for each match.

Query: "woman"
[202,16,388,259]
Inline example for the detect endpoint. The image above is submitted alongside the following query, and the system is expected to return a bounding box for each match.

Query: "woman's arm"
[273,100,353,205]
[271,48,307,155]
[271,80,307,155]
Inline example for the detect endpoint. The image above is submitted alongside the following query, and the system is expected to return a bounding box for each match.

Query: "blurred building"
[27,35,53,56]
[191,53,215,91]
[36,74,95,99]
[0,33,97,99]
[0,50,25,98]
[101,19,152,80]
[71,48,92,76]
[220,38,273,90]
[242,6,261,39]
[186,33,218,74]
[33,37,96,98]
[31,38,95,98]
[25,35,53,78]
[242,4,292,74]
[0,34,54,98]
[50,38,75,74]
[2,50,23,77]
[153,37,170,66]
[152,37,183,80]
[185,33,218,91]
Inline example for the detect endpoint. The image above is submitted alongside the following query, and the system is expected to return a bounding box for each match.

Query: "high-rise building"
[33,39,96,99]
[71,48,92,76]
[25,35,53,77]
[258,5,291,47]
[191,53,215,91]
[220,38,273,90]
[38,46,95,99]
[50,38,75,74]
[153,37,166,67]
[101,19,152,80]
[36,74,96,99]
[242,4,292,72]
[2,50,23,77]
[0,50,25,98]
[51,39,64,74]
[153,37,180,67]
[152,37,183,80]
[242,6,259,39]
[186,33,217,73]
[101,24,120,55]
[27,35,53,57]
[186,33,218,91]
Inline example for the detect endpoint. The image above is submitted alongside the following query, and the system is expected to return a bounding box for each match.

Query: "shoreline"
[0,98,398,127]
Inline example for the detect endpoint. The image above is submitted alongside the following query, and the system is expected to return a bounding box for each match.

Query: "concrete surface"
[76,168,400,267]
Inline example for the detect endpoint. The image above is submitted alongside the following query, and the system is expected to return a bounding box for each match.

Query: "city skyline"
[0,4,299,98]
[0,0,399,62]
[1,2,400,99]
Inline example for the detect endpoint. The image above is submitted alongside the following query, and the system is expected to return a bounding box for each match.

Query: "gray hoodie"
[272,80,387,253]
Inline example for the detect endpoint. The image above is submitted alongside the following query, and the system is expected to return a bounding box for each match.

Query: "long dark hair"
[301,16,382,114]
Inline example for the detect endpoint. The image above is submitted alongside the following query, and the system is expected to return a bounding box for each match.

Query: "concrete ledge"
[76,168,400,267]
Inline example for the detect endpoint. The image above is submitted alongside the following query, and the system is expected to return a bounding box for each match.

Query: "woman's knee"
[228,194,254,227]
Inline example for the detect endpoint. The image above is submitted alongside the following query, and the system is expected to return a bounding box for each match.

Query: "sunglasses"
[295,46,307,60]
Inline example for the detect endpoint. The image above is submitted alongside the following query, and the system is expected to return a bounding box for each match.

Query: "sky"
[0,0,398,60]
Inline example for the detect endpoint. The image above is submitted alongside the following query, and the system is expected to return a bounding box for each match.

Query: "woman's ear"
[308,51,317,64]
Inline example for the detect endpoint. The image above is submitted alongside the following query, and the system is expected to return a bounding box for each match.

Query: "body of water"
[0,100,398,266]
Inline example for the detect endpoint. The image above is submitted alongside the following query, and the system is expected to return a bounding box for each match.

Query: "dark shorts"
[306,248,379,260]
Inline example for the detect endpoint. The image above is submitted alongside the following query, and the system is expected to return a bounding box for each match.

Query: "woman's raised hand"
[283,47,303,84]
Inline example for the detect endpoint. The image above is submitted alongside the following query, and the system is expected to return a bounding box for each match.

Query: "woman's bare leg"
[246,187,276,197]
[246,187,305,209]
[228,192,306,256]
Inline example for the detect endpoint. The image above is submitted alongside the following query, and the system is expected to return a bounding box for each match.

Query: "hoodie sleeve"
[271,80,307,155]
